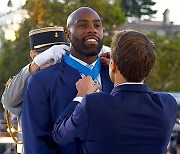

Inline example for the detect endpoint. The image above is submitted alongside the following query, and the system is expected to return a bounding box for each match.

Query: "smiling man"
[66,9,104,59]
[22,7,113,154]
[65,7,104,65]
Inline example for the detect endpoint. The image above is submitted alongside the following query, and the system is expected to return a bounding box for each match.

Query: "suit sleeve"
[53,96,89,145]
[22,74,56,154]
[1,64,31,117]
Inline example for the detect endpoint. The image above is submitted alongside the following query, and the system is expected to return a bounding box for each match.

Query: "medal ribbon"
[63,54,101,80]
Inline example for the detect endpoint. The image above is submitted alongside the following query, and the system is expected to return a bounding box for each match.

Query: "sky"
[0,0,180,25]
[152,0,180,25]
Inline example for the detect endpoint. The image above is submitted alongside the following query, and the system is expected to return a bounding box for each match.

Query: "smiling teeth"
[87,39,97,42]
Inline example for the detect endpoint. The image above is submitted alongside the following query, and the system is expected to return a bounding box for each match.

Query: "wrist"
[29,62,40,74]
[76,91,94,97]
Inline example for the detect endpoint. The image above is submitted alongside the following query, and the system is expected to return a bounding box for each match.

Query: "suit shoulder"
[31,63,60,79]
[27,63,61,86]
[36,63,59,76]
[152,92,178,105]
[88,92,111,98]
[85,92,113,104]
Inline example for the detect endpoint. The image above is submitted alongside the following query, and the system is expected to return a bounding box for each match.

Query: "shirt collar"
[69,54,97,70]
[115,82,144,87]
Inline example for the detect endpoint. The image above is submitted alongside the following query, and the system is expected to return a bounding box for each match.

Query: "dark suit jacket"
[53,84,178,154]
[22,60,113,154]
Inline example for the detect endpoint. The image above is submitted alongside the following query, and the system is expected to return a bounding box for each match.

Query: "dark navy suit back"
[80,84,177,154]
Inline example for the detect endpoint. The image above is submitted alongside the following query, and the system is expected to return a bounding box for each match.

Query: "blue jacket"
[22,60,113,154]
[53,84,178,154]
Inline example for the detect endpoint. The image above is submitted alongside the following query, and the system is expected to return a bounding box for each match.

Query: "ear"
[65,29,70,42]
[30,50,38,60]
[111,59,117,73]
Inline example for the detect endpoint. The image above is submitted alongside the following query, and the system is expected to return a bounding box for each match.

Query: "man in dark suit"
[53,30,178,154]
[22,7,113,154]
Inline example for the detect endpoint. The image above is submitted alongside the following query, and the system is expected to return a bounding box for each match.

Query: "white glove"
[100,45,111,54]
[33,45,70,66]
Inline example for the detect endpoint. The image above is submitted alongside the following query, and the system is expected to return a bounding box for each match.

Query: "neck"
[70,50,98,64]
[114,78,127,87]
[113,72,127,87]
[114,74,144,86]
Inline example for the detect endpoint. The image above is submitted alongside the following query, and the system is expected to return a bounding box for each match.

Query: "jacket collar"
[111,84,152,95]
[57,60,81,95]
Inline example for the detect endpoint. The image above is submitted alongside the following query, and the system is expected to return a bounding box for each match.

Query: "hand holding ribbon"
[76,76,100,97]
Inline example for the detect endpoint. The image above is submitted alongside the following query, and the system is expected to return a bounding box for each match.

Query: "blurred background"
[0,0,180,153]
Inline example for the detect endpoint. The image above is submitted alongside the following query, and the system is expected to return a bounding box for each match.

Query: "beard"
[70,35,104,57]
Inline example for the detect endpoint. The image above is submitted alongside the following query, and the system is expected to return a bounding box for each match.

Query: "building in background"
[110,9,180,37]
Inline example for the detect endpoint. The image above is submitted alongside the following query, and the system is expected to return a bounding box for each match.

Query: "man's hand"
[33,44,69,66]
[29,62,40,74]
[100,52,110,67]
[76,76,99,97]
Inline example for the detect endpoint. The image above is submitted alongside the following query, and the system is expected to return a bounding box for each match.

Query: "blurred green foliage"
[145,33,180,91]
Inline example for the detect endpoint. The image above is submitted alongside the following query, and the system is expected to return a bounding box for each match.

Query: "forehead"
[73,9,101,24]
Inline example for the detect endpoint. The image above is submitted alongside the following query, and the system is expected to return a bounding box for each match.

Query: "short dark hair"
[110,30,156,82]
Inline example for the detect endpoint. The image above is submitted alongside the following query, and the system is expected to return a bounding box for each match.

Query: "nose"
[87,24,97,34]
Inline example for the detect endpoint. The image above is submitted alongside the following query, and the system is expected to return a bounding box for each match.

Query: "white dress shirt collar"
[115,82,144,87]
[69,54,97,70]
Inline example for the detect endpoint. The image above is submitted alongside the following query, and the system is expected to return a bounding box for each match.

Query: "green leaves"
[146,33,180,91]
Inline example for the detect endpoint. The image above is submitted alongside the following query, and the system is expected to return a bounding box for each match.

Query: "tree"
[24,0,47,28]
[75,0,126,29]
[145,33,180,91]
[121,0,157,19]
[24,0,126,30]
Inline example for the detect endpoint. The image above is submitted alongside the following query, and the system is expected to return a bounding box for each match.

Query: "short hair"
[110,30,156,82]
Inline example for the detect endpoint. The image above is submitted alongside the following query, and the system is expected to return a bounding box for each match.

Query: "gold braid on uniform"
[5,110,23,144]
[4,78,23,144]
